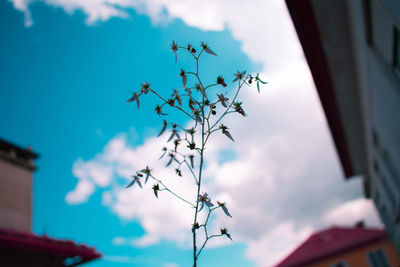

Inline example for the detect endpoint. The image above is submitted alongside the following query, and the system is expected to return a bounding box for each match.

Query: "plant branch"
[197,234,224,258]
[150,174,195,208]
[149,89,196,120]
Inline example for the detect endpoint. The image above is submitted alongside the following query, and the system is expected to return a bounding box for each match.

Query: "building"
[0,138,101,266]
[275,224,400,267]
[286,0,400,253]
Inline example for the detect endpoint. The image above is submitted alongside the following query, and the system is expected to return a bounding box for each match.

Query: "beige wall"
[307,239,400,267]
[0,159,32,231]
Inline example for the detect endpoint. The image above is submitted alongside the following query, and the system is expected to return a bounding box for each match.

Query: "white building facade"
[286,0,400,253]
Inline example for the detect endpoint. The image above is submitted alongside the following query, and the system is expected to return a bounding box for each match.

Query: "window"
[362,0,372,44]
[393,27,400,80]
[330,261,348,267]
[367,249,390,267]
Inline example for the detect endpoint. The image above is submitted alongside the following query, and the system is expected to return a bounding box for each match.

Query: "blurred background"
[1,0,399,266]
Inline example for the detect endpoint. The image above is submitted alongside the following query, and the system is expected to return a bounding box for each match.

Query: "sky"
[0,0,383,266]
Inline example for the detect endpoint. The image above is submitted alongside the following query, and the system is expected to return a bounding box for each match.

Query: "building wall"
[344,0,400,253]
[286,0,400,261]
[0,159,32,231]
[307,239,399,267]
[310,0,368,176]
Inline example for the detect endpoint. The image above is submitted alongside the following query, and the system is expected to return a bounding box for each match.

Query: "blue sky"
[1,0,382,266]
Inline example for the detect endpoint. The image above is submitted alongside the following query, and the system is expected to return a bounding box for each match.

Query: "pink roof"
[275,226,386,267]
[0,228,101,265]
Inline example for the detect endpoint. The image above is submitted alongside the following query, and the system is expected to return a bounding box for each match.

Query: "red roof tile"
[0,228,101,265]
[275,226,386,267]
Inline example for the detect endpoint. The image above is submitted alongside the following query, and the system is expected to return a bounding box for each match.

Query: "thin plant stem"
[149,88,196,120]
[197,234,223,258]
[149,174,195,208]
[183,159,198,185]
[126,42,266,267]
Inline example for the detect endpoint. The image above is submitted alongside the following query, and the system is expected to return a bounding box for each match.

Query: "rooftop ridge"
[275,225,387,267]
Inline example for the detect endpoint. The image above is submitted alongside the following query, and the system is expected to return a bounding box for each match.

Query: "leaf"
[136,178,142,188]
[176,94,182,106]
[205,199,214,208]
[175,132,181,141]
[188,98,196,111]
[219,124,234,141]
[154,188,158,198]
[195,83,207,98]
[141,82,150,94]
[217,75,227,87]
[126,92,138,103]
[125,179,136,188]
[220,228,232,241]
[159,147,167,159]
[155,105,166,116]
[187,142,196,150]
[174,139,180,151]
[141,166,151,184]
[167,98,175,106]
[201,42,217,56]
[136,97,140,109]
[226,233,232,241]
[171,40,178,52]
[222,205,232,217]
[152,184,159,198]
[182,75,187,87]
[198,202,204,212]
[157,120,167,137]
[171,41,178,63]
[223,130,234,142]
[166,156,173,167]
[234,102,247,117]
[218,202,232,218]
[189,154,194,168]
[167,130,176,142]
[180,69,187,87]
[195,113,202,123]
[232,71,246,82]
[217,93,229,108]
[256,73,268,84]
[204,46,217,56]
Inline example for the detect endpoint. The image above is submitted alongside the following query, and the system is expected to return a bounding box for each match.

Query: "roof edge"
[0,228,101,263]
[275,226,387,267]
[285,0,354,178]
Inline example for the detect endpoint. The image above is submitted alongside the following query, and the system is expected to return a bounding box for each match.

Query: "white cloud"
[9,0,33,26]
[67,134,197,246]
[323,198,383,227]
[246,222,313,267]
[9,0,300,68]
[73,158,113,187]
[64,82,381,264]
[65,157,113,204]
[112,236,128,246]
[103,255,141,264]
[65,179,94,204]
[11,0,381,265]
